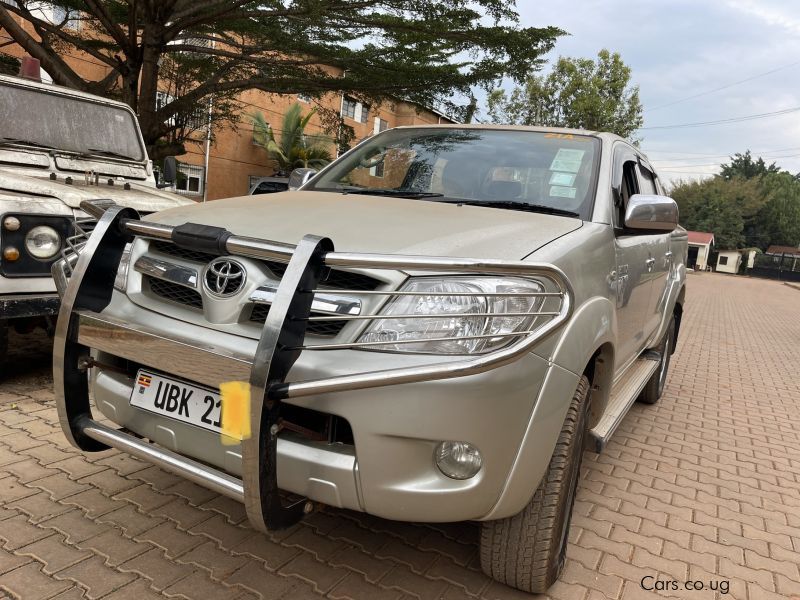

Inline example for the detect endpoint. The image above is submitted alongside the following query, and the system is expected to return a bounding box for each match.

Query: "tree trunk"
[138,25,163,150]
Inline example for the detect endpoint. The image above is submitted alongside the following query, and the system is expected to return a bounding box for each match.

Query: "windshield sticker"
[550,159,582,172]
[549,172,576,186]
[554,148,586,162]
[549,148,586,173]
[550,185,577,199]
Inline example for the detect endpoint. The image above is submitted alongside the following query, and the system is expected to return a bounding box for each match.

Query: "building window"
[342,97,358,120]
[174,163,204,196]
[719,256,728,266]
[375,117,388,133]
[342,96,370,123]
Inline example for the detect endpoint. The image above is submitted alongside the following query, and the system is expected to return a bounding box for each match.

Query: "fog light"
[3,216,21,231]
[435,441,482,480]
[3,246,20,261]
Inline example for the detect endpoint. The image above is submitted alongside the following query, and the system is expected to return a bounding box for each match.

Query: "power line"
[640,105,800,130]
[646,145,800,158]
[654,151,800,168]
[645,60,800,112]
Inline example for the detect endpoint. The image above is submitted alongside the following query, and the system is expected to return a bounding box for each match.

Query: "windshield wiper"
[0,137,56,150]
[341,188,444,199]
[436,199,580,218]
[83,148,135,160]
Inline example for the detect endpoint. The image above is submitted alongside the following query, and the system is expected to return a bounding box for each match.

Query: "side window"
[615,160,639,228]
[638,165,657,195]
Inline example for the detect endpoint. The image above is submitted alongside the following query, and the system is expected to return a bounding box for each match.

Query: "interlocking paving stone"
[1,274,799,600]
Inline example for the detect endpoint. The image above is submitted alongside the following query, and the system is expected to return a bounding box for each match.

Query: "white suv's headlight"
[358,277,546,354]
[24,225,62,259]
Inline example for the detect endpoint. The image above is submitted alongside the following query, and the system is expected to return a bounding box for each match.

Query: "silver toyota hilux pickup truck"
[53,125,687,593]
[0,73,190,373]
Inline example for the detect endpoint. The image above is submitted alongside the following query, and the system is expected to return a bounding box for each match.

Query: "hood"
[148,191,583,260]
[0,169,192,212]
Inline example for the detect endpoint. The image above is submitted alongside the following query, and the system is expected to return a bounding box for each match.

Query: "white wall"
[716,251,742,274]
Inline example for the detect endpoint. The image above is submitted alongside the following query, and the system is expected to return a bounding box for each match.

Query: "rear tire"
[638,315,675,405]
[480,375,590,593]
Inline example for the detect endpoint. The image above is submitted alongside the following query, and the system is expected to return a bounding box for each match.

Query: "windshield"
[308,127,600,218]
[0,81,145,161]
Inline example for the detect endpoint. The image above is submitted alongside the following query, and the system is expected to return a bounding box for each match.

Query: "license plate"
[130,370,222,433]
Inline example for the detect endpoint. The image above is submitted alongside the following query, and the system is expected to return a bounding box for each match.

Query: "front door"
[612,151,655,371]
[637,162,671,339]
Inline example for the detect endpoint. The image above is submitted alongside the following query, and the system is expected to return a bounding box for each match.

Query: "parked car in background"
[53,124,686,593]
[248,176,289,195]
[0,72,191,374]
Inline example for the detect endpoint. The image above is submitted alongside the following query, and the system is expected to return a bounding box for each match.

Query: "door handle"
[664,251,673,259]
[645,257,655,271]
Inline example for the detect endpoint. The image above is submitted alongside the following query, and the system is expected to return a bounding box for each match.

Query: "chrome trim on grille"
[134,256,199,289]
[250,281,362,317]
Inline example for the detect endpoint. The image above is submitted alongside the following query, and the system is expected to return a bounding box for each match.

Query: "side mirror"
[159,156,177,188]
[624,194,679,232]
[288,167,317,190]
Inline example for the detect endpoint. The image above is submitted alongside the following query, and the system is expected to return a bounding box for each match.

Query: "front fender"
[482,296,616,520]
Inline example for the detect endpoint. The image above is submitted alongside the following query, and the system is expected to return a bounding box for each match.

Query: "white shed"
[686,231,715,271]
[716,250,743,274]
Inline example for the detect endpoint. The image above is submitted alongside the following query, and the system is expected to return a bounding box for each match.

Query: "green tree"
[251,104,332,175]
[720,151,781,180]
[753,172,800,248]
[669,177,762,249]
[0,1,563,159]
[486,49,643,141]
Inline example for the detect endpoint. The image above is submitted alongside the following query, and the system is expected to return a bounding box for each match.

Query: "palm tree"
[251,104,333,175]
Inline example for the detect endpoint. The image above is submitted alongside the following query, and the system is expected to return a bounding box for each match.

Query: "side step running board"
[589,356,659,452]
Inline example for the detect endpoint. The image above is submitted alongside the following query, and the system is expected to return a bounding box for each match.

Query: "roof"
[687,231,715,245]
[766,245,800,257]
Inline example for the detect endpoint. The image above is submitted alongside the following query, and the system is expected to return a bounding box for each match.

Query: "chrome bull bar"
[54,199,574,532]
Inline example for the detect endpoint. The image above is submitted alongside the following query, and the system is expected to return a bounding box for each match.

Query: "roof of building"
[766,245,800,257]
[687,231,715,245]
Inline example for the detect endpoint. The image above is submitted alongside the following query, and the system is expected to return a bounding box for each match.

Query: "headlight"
[24,225,62,259]
[358,277,546,354]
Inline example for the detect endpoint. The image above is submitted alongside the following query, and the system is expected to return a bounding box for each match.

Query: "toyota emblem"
[204,258,246,296]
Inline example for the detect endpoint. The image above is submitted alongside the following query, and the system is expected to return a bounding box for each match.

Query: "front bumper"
[84,307,553,521]
[0,293,60,319]
[53,201,574,529]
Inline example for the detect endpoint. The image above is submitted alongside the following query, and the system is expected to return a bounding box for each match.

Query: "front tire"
[480,375,590,593]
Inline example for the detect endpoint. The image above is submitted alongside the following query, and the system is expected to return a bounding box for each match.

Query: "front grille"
[146,239,381,337]
[151,240,381,290]
[151,241,216,263]
[322,269,381,291]
[148,278,203,310]
[249,303,347,337]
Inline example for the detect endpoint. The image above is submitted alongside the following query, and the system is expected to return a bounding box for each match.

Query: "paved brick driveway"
[1,273,799,600]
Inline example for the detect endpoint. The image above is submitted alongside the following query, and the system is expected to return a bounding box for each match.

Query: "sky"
[494,0,800,186]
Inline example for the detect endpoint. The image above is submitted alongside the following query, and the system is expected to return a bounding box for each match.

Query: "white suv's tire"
[479,375,590,593]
